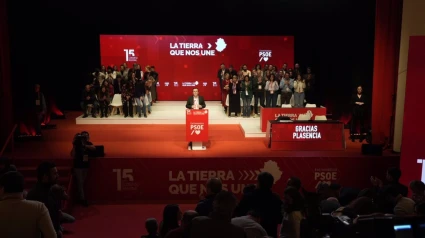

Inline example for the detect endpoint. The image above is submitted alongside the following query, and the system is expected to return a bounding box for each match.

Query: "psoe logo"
[164,82,170,86]
[203,82,207,86]
[190,124,204,135]
[213,82,218,87]
[174,82,179,87]
[124,49,138,62]
[259,50,272,62]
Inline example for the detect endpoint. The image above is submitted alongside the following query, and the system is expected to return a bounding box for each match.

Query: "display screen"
[393,225,414,238]
[100,35,294,100]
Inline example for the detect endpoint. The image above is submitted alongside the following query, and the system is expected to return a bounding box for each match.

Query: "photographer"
[71,131,95,206]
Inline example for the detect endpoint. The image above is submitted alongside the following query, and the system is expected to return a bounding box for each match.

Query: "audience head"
[50,184,68,201]
[150,66,155,71]
[145,218,158,235]
[85,84,91,91]
[243,184,256,195]
[35,84,41,92]
[409,180,425,194]
[307,67,312,74]
[36,162,58,185]
[270,74,275,81]
[160,204,182,237]
[386,167,402,183]
[181,210,199,226]
[212,190,237,218]
[206,177,222,195]
[287,176,302,190]
[244,75,249,81]
[0,171,25,197]
[220,63,225,69]
[232,75,238,82]
[257,172,274,190]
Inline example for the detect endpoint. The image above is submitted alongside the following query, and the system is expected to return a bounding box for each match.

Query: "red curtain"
[0,0,14,146]
[371,0,403,144]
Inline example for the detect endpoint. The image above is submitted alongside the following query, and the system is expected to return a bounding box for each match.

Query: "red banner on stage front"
[186,109,209,142]
[85,156,400,203]
[266,121,345,151]
[260,107,327,132]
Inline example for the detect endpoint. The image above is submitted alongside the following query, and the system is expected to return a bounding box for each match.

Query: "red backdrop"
[100,35,294,101]
[85,156,399,203]
[400,36,425,186]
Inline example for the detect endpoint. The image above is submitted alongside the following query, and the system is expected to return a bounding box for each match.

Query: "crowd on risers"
[2,158,425,238]
[80,63,159,118]
[217,63,316,118]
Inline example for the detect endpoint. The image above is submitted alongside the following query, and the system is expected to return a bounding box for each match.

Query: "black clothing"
[235,188,283,238]
[135,80,146,98]
[73,140,93,169]
[186,96,206,109]
[228,82,241,115]
[114,80,122,94]
[195,194,216,217]
[350,93,367,134]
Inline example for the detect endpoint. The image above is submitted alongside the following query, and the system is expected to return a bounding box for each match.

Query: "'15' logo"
[124,49,135,61]
[113,169,134,191]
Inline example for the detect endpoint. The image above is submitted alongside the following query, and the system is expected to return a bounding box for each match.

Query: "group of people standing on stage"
[80,63,159,118]
[217,63,316,117]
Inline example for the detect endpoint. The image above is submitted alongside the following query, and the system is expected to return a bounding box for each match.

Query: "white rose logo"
[215,38,227,52]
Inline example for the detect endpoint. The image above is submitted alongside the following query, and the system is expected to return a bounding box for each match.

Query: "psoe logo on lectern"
[190,124,204,135]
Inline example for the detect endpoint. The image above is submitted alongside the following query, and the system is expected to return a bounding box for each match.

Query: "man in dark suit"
[217,63,229,89]
[186,88,206,109]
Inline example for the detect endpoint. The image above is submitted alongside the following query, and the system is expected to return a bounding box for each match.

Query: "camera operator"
[71,131,95,207]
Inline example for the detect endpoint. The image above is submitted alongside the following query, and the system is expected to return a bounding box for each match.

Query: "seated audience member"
[191,190,246,238]
[80,84,97,118]
[371,167,408,197]
[142,218,159,238]
[26,162,60,233]
[235,172,283,238]
[165,210,199,238]
[287,177,302,191]
[0,171,57,238]
[195,178,222,216]
[160,204,182,238]
[409,180,425,204]
[232,210,268,238]
[382,185,415,216]
[281,187,305,238]
[50,184,75,227]
[321,197,341,213]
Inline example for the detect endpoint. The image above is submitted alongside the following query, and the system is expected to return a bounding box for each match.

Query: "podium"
[186,109,209,150]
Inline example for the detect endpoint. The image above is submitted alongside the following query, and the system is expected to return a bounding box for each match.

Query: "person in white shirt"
[232,210,268,238]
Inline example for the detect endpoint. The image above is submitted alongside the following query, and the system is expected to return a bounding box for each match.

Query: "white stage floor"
[75,101,265,138]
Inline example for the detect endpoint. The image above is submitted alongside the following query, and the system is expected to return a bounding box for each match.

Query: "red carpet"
[10,111,384,159]
[64,204,196,238]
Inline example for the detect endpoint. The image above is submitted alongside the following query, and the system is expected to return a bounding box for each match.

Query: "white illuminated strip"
[417,159,425,182]
[393,224,411,231]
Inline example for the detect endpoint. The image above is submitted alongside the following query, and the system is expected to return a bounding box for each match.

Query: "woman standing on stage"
[228,75,241,117]
[265,74,279,107]
[350,86,366,139]
[241,75,253,118]
[222,73,231,111]
[293,75,306,108]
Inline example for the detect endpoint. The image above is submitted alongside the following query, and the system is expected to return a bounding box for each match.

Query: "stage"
[10,101,400,203]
